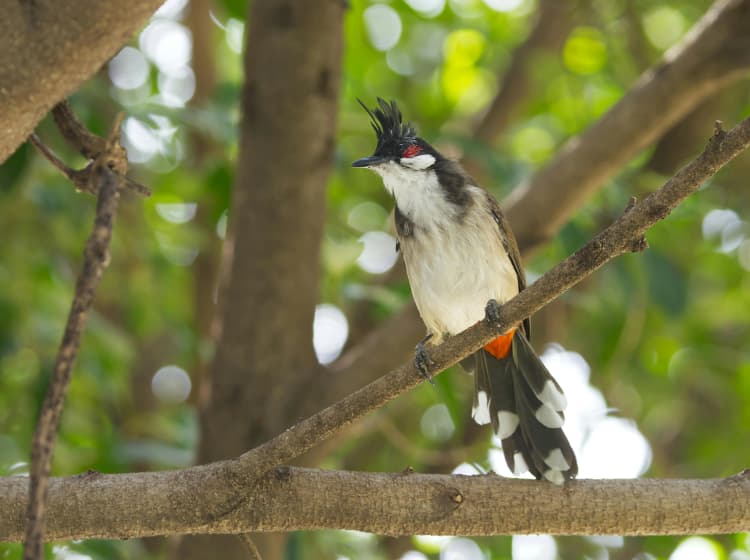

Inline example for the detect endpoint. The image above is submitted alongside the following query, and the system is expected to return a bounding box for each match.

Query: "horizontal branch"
[473,0,573,146]
[2,116,748,542]
[2,467,749,540]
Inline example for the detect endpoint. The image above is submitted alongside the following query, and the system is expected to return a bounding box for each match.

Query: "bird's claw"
[485,298,502,325]
[414,339,435,385]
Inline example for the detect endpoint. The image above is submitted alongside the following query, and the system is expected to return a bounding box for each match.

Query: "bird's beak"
[352,155,389,168]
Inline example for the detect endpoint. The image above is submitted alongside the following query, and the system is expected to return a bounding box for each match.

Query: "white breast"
[397,186,519,341]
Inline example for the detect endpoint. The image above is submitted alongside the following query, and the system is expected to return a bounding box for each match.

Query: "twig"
[228,116,750,485]
[28,134,76,178]
[30,102,152,198]
[24,116,126,560]
[51,101,106,160]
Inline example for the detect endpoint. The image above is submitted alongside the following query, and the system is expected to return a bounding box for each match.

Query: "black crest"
[358,98,416,156]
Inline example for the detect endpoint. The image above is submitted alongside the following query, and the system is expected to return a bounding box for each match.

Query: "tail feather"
[471,331,578,483]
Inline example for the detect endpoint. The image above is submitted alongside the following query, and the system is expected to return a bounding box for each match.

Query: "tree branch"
[504,0,750,253]
[473,0,573,146]
[24,114,131,559]
[2,467,749,540]
[0,0,163,163]
[2,113,749,545]
[185,1,345,557]
[29,103,151,197]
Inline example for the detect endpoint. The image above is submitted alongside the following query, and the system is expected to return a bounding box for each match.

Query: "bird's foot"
[485,298,503,326]
[414,334,435,385]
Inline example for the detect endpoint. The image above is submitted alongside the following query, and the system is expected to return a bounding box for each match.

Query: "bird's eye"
[401,144,422,158]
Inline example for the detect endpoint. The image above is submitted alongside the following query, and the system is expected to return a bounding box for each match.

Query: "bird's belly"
[401,226,518,340]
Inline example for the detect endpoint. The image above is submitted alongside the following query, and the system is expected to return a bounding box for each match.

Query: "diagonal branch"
[504,0,750,253]
[473,0,574,146]
[24,115,131,560]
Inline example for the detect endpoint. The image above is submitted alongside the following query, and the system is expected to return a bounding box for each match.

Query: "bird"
[352,98,577,483]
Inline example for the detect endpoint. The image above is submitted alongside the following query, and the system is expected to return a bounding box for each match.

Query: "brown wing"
[485,191,531,340]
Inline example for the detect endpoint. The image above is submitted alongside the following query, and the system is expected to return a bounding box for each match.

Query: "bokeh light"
[154,0,188,19]
[440,538,483,560]
[139,20,192,75]
[158,66,196,107]
[405,0,445,18]
[313,304,349,364]
[225,18,245,54]
[702,208,747,254]
[512,535,557,560]
[151,365,192,404]
[400,552,429,560]
[155,202,197,224]
[670,537,722,560]
[563,27,608,75]
[364,4,403,51]
[420,403,456,442]
[483,0,525,11]
[123,117,159,163]
[488,343,652,480]
[109,47,150,90]
[644,6,687,51]
[347,201,388,233]
[357,231,399,274]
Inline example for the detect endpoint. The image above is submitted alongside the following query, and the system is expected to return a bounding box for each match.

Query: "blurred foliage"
[1,0,750,559]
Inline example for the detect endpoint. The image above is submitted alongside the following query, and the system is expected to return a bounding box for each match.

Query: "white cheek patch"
[400,154,435,170]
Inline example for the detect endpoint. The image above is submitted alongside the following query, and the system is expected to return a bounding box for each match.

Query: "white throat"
[372,158,458,230]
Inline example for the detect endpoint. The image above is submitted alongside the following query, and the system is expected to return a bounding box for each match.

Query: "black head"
[352,98,438,169]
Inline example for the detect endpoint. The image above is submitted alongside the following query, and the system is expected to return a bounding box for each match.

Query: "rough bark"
[183,1,345,558]
[0,0,163,163]
[3,468,749,540]
[504,0,750,252]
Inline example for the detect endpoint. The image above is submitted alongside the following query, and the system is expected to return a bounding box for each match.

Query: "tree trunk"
[177,1,344,558]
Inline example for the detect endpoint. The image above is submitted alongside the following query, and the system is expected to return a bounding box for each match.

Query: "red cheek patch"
[402,144,422,158]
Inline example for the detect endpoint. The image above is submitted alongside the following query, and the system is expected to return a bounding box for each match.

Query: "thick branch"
[0,0,163,163]
[473,0,573,146]
[186,1,344,557]
[3,467,750,541]
[504,0,750,252]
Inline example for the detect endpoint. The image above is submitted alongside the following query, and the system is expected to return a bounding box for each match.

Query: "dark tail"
[471,330,578,483]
